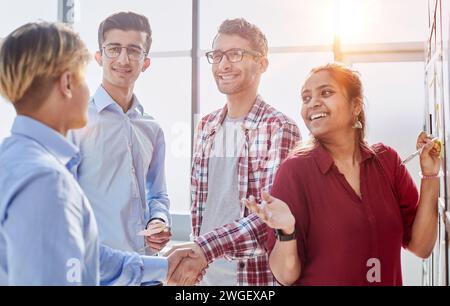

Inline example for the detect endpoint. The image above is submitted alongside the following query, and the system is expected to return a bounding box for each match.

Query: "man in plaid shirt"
[166,18,300,286]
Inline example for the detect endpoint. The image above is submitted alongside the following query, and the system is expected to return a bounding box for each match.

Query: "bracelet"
[419,171,443,179]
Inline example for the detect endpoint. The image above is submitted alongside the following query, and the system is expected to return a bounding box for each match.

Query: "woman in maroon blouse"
[245,63,441,286]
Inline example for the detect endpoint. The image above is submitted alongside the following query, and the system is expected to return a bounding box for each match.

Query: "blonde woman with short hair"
[0,22,194,286]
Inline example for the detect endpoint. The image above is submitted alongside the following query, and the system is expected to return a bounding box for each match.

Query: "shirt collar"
[92,85,144,116]
[313,142,376,174]
[11,115,80,169]
[207,95,268,137]
[129,96,144,116]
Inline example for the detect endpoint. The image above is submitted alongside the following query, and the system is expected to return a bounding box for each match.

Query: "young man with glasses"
[71,12,171,255]
[167,18,301,286]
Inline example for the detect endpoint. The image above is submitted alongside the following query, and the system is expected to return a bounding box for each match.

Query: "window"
[199,0,335,49]
[337,0,428,44]
[0,0,58,142]
[73,0,192,52]
[0,0,58,37]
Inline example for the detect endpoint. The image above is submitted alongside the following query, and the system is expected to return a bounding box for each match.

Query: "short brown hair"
[98,11,152,53]
[0,22,90,111]
[214,18,268,56]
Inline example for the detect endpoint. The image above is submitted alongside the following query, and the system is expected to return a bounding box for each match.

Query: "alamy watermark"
[66,258,82,284]
[366,258,381,283]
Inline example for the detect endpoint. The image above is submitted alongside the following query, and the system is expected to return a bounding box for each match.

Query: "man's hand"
[164,242,208,286]
[166,248,199,284]
[145,219,172,252]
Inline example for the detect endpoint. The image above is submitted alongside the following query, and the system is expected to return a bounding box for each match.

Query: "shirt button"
[131,167,136,174]
[239,262,245,269]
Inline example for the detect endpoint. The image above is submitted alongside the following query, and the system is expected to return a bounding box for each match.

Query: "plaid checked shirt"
[191,96,301,286]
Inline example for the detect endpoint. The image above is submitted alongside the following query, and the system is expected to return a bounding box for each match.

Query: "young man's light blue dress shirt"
[70,86,170,253]
[0,116,167,285]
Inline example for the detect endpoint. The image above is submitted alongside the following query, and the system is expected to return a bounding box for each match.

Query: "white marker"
[402,137,439,165]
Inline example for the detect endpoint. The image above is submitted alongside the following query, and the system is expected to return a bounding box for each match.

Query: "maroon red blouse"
[267,143,419,286]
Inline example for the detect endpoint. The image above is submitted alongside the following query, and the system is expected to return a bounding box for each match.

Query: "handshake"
[164,242,209,286]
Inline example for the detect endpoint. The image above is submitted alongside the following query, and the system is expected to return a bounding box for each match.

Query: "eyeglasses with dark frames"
[205,48,263,64]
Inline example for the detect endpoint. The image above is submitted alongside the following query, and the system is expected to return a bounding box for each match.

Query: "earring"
[353,119,363,129]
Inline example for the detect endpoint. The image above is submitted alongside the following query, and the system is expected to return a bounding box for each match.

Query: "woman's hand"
[243,190,296,234]
[417,131,441,176]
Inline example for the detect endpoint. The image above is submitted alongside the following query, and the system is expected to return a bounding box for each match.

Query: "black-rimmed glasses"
[205,48,262,64]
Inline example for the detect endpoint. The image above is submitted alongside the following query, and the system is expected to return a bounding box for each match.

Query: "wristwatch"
[275,228,297,242]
